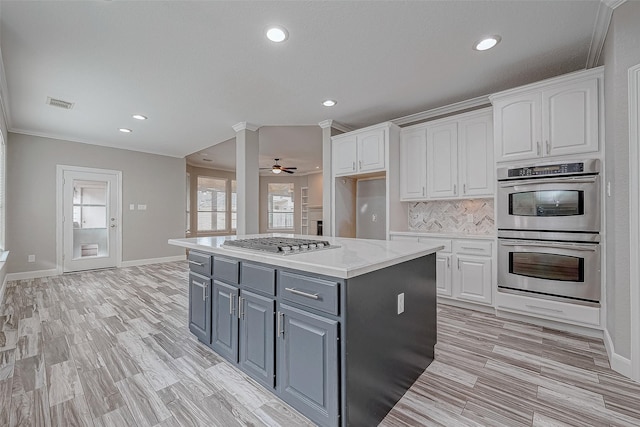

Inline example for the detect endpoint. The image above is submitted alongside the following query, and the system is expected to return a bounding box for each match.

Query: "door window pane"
[197,177,227,231]
[268,183,294,230]
[509,252,584,282]
[509,190,583,216]
[72,179,109,259]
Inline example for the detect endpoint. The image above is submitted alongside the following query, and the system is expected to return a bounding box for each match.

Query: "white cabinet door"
[436,254,452,297]
[332,135,357,176]
[459,112,494,197]
[400,128,427,200]
[427,122,458,199]
[494,92,542,162]
[543,78,599,157]
[357,129,385,173]
[454,254,492,305]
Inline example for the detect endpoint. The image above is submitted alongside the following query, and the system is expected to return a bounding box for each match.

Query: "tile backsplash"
[408,198,495,234]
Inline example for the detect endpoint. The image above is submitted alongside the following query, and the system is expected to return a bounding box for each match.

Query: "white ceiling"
[1,1,602,163]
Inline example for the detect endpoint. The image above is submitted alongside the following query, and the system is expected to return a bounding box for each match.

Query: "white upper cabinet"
[399,108,494,201]
[543,78,599,157]
[459,111,494,197]
[491,68,602,163]
[427,121,458,199]
[332,135,358,176]
[332,125,389,177]
[399,128,427,200]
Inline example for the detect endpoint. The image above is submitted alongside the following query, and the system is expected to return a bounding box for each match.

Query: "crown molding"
[318,120,352,133]
[391,95,490,127]
[586,0,624,68]
[232,122,260,132]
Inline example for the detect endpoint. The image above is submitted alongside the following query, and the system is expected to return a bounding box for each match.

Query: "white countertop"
[169,234,442,279]
[390,231,497,240]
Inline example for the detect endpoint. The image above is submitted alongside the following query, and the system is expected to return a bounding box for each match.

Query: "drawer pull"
[188,260,204,266]
[525,304,564,314]
[461,247,485,251]
[285,287,320,300]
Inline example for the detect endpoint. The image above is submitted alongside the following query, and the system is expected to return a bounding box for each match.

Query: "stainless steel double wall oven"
[497,159,601,304]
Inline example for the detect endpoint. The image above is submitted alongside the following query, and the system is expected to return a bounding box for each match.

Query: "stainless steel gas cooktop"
[223,237,336,255]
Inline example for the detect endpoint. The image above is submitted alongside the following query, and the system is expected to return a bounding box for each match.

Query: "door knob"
[110,224,116,228]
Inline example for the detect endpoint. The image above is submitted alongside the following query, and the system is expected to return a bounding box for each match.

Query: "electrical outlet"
[138,204,147,210]
[397,293,405,314]
[466,214,474,223]
[129,204,135,210]
[28,255,35,263]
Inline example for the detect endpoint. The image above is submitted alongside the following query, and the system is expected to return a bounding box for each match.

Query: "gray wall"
[602,0,640,359]
[6,132,185,274]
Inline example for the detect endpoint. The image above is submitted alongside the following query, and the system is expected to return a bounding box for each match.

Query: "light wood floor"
[0,262,638,427]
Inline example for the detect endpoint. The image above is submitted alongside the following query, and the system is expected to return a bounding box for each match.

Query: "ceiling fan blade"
[282,169,294,174]
[282,167,297,170]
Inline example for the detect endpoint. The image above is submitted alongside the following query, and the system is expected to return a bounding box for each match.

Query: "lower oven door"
[498,239,601,303]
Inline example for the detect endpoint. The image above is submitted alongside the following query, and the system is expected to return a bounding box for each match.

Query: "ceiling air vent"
[46,97,74,110]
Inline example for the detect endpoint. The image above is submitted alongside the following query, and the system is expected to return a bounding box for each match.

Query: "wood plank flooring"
[0,261,639,426]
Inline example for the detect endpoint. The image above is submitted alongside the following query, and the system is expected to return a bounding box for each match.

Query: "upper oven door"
[497,175,600,232]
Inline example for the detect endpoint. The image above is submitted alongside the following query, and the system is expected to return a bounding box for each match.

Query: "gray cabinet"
[211,280,239,362]
[188,272,211,343]
[239,290,275,389]
[277,303,339,427]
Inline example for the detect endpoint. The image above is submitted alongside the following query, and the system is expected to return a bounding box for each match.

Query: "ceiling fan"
[260,158,297,174]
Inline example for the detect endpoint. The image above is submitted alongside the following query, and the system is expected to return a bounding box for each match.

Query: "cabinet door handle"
[537,141,541,156]
[238,296,244,319]
[447,257,450,268]
[285,287,320,300]
[422,186,425,196]
[463,183,466,194]
[277,311,284,338]
[188,260,204,266]
[453,184,457,195]
[457,258,461,270]
[546,140,550,155]
[359,160,362,170]
[352,161,355,171]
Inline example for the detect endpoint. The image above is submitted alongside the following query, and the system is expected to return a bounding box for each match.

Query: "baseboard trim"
[121,255,186,268]
[437,297,495,314]
[495,309,604,339]
[6,268,60,282]
[604,328,633,378]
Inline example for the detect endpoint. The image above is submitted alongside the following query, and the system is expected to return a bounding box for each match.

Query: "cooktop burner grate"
[223,237,336,255]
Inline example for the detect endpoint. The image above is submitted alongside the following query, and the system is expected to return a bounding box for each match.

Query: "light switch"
[129,204,135,210]
[138,204,147,210]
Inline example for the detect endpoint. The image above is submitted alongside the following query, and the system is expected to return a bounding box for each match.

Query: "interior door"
[62,169,119,272]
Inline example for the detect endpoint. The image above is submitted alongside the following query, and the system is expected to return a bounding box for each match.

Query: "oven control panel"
[508,162,584,178]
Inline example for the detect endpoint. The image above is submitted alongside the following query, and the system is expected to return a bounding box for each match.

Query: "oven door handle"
[499,241,597,252]
[498,175,598,188]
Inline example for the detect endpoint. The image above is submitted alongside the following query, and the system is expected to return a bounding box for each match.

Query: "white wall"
[6,132,186,274]
[602,0,640,360]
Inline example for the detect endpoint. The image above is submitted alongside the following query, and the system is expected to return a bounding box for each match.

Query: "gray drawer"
[278,271,339,315]
[213,256,239,284]
[188,250,212,276]
[241,263,276,296]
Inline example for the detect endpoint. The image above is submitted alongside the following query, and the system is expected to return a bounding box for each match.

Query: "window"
[186,173,190,234]
[231,180,237,231]
[197,177,227,232]
[268,183,294,230]
[0,133,5,251]
[72,181,107,229]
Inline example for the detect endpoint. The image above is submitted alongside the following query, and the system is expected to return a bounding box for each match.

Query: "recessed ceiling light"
[119,128,132,133]
[322,99,337,107]
[266,26,288,43]
[474,35,501,51]
[132,114,147,120]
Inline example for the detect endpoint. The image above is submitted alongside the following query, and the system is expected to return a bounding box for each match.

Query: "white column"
[233,122,260,235]
[318,120,351,237]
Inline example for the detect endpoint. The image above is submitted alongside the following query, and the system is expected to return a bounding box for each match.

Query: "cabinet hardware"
[453,184,457,195]
[461,247,484,251]
[352,161,355,171]
[500,241,597,252]
[447,257,450,268]
[359,160,362,170]
[188,260,204,266]
[457,258,460,270]
[546,140,550,155]
[229,292,234,315]
[238,296,244,319]
[537,141,541,156]
[277,311,284,338]
[422,187,425,196]
[463,184,466,194]
[285,287,320,300]
[525,304,564,314]
[498,175,597,188]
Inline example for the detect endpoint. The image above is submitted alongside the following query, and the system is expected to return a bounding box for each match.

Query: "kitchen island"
[169,234,441,427]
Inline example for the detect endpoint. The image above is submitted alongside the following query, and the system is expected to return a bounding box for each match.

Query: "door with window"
[62,168,120,272]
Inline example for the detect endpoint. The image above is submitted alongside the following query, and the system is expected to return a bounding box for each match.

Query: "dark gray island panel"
[239,290,276,389]
[211,280,239,362]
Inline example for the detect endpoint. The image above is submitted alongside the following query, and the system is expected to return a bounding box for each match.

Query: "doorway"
[57,165,122,272]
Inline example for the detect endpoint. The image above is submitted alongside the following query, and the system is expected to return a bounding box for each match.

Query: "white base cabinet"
[390,234,494,307]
